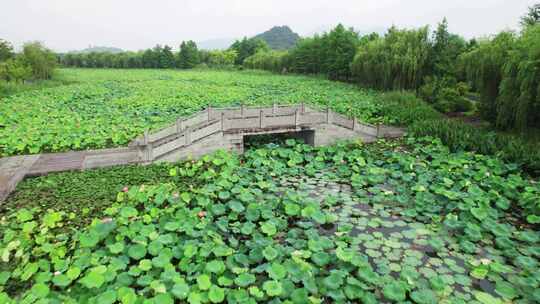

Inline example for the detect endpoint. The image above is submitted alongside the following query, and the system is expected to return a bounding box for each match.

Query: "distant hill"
[70,46,124,54]
[253,26,300,50]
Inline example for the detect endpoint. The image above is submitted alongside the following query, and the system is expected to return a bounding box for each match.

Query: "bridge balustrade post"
[221,113,225,131]
[376,124,381,138]
[143,130,152,162]
[273,103,277,116]
[207,105,211,121]
[260,110,264,128]
[301,102,305,114]
[185,127,192,145]
[295,110,299,127]
[176,119,183,133]
[147,144,153,162]
[143,130,149,145]
[241,104,245,118]
[352,117,357,131]
[326,106,331,124]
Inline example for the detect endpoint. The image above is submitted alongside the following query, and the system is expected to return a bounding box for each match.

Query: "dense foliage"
[0,41,56,83]
[1,138,539,303]
[199,50,238,68]
[0,68,380,156]
[243,51,288,73]
[178,41,201,69]
[252,26,300,50]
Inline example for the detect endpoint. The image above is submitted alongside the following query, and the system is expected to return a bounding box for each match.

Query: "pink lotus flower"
[122,187,129,192]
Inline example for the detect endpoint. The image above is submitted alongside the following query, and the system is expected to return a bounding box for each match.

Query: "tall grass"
[378,91,442,125]
[409,118,540,175]
[0,78,73,98]
[380,91,540,176]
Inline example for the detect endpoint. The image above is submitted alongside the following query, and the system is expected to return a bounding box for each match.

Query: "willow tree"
[459,32,516,123]
[497,25,540,131]
[351,26,431,90]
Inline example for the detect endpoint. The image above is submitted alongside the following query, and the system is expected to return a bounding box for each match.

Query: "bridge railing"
[134,103,384,161]
[150,119,222,160]
[131,110,208,146]
[209,103,308,120]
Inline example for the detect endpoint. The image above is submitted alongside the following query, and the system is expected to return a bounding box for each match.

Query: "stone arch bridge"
[129,103,402,163]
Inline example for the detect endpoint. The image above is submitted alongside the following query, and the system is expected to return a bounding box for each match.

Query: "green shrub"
[419,77,473,113]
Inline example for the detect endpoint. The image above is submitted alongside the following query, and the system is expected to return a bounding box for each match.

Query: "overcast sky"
[1,0,537,52]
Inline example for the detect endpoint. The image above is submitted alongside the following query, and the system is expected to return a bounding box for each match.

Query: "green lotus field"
[0,69,379,156]
[1,137,539,303]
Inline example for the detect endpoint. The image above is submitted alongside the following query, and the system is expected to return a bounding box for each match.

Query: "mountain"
[253,26,300,50]
[70,46,124,54]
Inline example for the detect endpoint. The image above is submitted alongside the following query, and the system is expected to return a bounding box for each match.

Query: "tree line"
[244,4,540,132]
[0,40,57,83]
[58,37,268,70]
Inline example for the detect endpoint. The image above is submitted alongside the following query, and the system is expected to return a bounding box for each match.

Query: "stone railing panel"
[264,114,296,128]
[298,113,325,125]
[191,120,222,142]
[184,112,208,127]
[354,123,378,137]
[332,112,354,130]
[225,117,259,130]
[153,134,187,158]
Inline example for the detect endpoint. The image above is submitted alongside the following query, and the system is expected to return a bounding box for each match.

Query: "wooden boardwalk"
[0,104,405,202]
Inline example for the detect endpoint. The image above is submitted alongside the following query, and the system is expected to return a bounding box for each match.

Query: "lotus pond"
[0,68,379,156]
[1,137,539,303]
